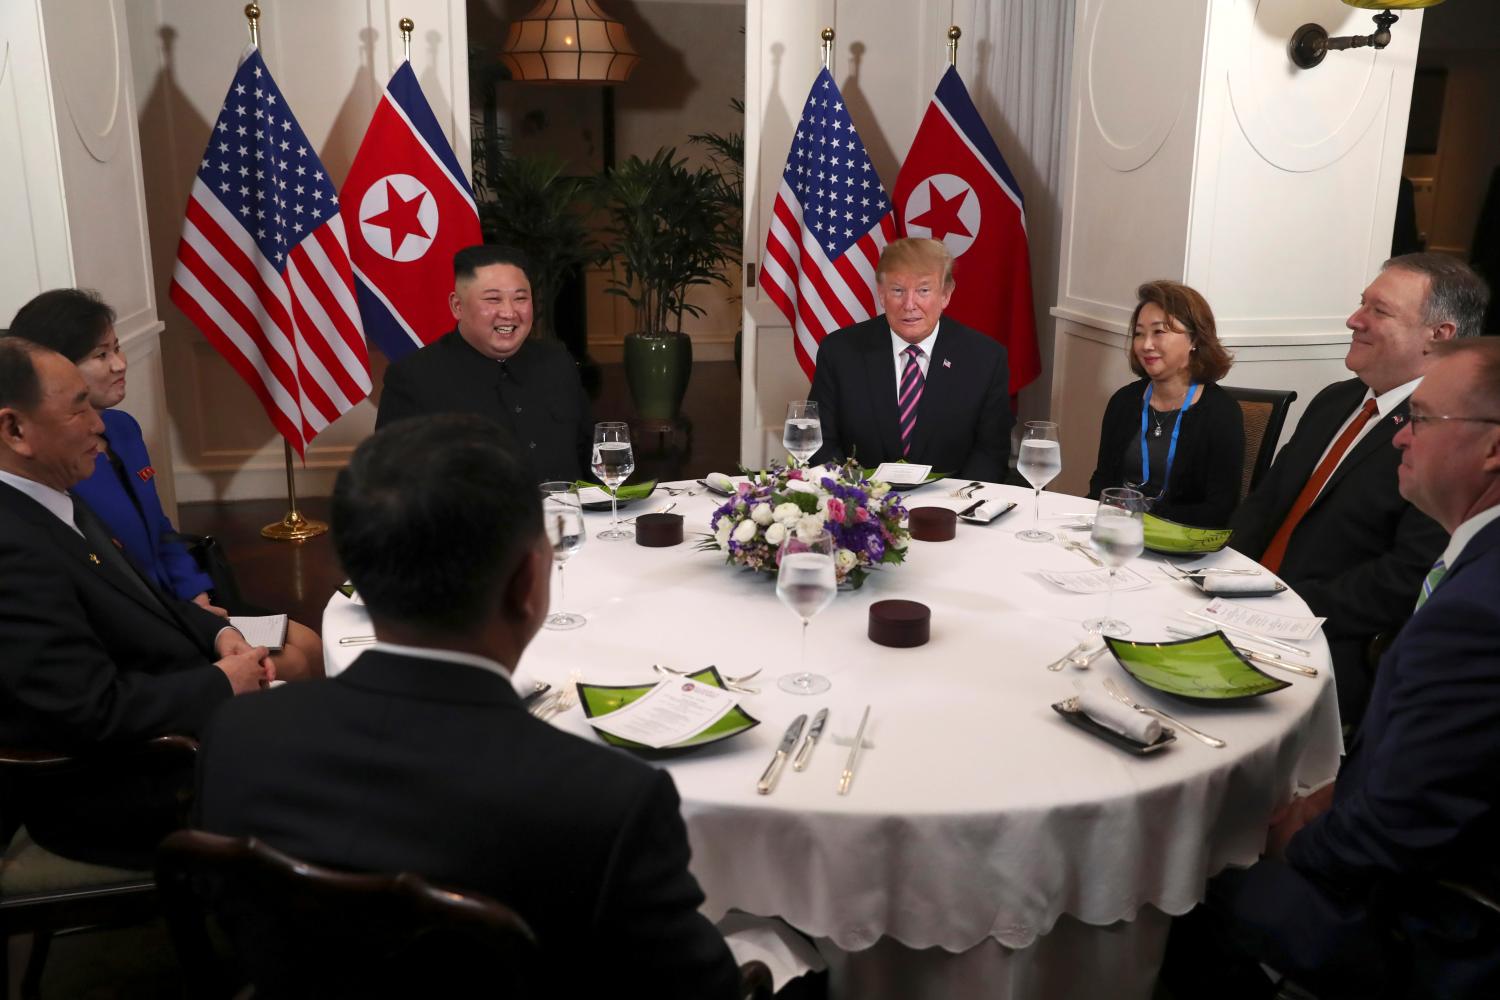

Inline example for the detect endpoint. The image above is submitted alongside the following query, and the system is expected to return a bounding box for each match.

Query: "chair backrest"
[1221,385,1298,500]
[156,829,538,998]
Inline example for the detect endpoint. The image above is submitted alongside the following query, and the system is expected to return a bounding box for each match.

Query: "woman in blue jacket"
[8,289,322,679]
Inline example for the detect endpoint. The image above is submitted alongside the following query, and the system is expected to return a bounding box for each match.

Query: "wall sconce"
[1289,0,1445,70]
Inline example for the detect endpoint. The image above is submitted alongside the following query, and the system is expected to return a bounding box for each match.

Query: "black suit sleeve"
[807,349,846,467]
[960,344,1012,481]
[375,358,421,430]
[0,537,231,747]
[596,771,739,999]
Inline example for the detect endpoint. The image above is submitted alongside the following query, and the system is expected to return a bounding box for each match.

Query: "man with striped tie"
[807,238,1013,482]
[1163,337,1500,1000]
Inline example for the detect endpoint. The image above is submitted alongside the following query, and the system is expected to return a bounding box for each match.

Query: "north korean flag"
[340,62,481,361]
[894,66,1040,395]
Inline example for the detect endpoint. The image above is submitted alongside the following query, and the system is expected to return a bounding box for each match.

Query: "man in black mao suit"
[195,414,740,998]
[0,339,271,867]
[1229,254,1488,727]
[376,245,592,483]
[808,238,1013,481]
[1165,337,1500,1000]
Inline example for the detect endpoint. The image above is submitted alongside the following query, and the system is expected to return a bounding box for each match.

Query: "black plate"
[1051,699,1176,755]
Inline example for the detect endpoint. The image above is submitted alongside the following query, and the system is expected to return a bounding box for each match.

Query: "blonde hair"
[876,238,954,288]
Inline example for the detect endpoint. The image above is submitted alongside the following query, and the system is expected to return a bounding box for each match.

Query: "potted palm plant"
[595,147,737,421]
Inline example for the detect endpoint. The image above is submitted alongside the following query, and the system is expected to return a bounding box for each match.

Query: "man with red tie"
[1228,253,1488,727]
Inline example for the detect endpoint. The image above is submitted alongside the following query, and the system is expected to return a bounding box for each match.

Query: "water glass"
[1015,421,1061,542]
[591,421,635,540]
[540,482,586,630]
[783,400,823,467]
[775,531,836,695]
[1083,487,1146,636]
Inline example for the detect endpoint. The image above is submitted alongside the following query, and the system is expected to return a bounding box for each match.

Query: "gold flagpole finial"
[399,17,414,62]
[820,28,834,72]
[947,26,961,67]
[245,3,261,46]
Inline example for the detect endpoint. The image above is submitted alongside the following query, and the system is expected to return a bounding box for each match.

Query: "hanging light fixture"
[501,0,639,84]
[1289,0,1445,70]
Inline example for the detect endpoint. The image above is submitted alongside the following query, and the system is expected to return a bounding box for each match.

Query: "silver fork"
[1046,640,1108,671]
[950,480,983,498]
[654,663,761,694]
[1059,539,1103,567]
[1102,678,1225,748]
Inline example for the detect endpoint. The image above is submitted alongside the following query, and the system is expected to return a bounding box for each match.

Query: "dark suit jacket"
[0,481,231,864]
[1087,379,1244,527]
[72,408,214,601]
[808,316,1013,481]
[377,330,592,483]
[1228,377,1446,724]
[194,651,740,999]
[1207,517,1500,998]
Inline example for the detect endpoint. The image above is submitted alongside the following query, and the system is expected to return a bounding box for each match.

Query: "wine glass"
[1082,487,1146,636]
[591,421,635,541]
[783,400,822,468]
[1015,421,1061,542]
[539,482,586,630]
[775,531,837,695]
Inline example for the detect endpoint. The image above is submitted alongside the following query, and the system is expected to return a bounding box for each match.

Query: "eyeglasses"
[1407,413,1500,435]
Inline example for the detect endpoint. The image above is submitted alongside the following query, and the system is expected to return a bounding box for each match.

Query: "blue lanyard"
[1139,381,1197,498]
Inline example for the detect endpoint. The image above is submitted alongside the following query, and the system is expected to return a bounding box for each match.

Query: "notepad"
[230,614,288,651]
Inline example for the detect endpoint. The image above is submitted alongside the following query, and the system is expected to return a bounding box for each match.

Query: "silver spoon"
[1102,678,1225,748]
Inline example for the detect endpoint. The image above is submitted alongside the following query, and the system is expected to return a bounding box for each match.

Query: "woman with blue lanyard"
[1087,281,1243,527]
[7,289,323,680]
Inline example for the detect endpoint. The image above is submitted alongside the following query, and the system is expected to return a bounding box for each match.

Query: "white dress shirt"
[362,640,513,680]
[1309,376,1421,502]
[889,323,941,390]
[0,468,82,536]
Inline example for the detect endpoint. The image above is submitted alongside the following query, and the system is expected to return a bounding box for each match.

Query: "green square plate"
[1104,631,1291,702]
[1142,513,1234,554]
[577,667,761,753]
[575,480,657,511]
[859,466,950,492]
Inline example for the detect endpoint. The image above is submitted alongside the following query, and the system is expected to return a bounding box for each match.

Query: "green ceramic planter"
[624,331,693,421]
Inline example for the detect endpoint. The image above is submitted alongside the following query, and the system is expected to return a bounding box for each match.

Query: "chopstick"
[1165,627,1318,677]
[838,705,871,796]
[1181,611,1310,657]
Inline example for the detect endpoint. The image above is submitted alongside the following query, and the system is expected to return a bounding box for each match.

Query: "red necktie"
[1261,398,1379,573]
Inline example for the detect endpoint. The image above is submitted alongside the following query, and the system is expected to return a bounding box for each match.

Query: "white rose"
[891,531,908,550]
[796,514,826,541]
[750,502,774,526]
[764,522,787,546]
[784,479,819,497]
[714,519,734,545]
[835,548,858,572]
[871,482,892,498]
[773,502,802,524]
[732,519,759,544]
[867,498,882,514]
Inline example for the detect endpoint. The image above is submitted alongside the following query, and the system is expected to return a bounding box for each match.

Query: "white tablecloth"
[323,480,1342,996]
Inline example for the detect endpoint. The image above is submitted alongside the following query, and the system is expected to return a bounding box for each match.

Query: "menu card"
[873,462,932,486]
[588,679,739,749]
[1039,566,1152,594]
[1196,597,1324,641]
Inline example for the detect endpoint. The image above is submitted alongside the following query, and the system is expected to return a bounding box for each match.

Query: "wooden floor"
[178,361,743,628]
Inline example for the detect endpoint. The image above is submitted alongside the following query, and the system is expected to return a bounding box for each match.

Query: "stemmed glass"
[775,531,837,695]
[539,482,586,630]
[1083,487,1146,636]
[1015,420,1061,542]
[783,400,822,468]
[591,421,635,541]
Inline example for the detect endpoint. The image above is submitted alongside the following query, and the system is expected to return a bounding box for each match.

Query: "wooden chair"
[0,735,198,999]
[156,829,775,998]
[1222,386,1298,500]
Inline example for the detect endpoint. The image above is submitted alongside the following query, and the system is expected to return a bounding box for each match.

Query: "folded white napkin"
[967,499,1011,522]
[718,911,826,991]
[705,472,736,493]
[1198,573,1275,594]
[1077,688,1162,744]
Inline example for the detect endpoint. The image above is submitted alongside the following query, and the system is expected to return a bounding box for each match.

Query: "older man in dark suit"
[194,414,740,998]
[0,338,270,867]
[1228,253,1488,727]
[375,245,592,482]
[807,238,1013,481]
[1165,336,1500,1000]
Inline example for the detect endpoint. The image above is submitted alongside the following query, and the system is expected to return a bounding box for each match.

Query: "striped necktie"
[1415,559,1447,611]
[898,345,925,457]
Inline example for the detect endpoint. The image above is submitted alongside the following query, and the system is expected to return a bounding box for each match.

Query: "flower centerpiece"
[701,462,911,587]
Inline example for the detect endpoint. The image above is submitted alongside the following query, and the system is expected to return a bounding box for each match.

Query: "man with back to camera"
[193,414,741,998]
[807,237,1013,482]
[1164,337,1500,999]
[0,338,270,868]
[375,244,592,483]
[1228,253,1488,728]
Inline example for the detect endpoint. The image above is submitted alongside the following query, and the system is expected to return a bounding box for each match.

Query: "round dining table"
[322,479,1343,999]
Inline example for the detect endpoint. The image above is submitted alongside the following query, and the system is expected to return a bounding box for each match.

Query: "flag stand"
[947,25,961,65]
[261,442,328,541]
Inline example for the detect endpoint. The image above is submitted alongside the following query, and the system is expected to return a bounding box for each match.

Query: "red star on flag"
[906,183,973,243]
[365,181,430,257]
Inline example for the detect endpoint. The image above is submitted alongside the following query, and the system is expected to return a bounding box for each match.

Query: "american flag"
[761,68,897,381]
[169,47,370,456]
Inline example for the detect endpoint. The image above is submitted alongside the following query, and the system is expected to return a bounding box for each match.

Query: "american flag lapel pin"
[1392,414,1405,426]
[942,358,952,369]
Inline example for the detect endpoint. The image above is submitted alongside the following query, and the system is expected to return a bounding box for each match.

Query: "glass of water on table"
[1016,420,1061,542]
[591,421,635,541]
[775,531,837,695]
[539,482,586,630]
[783,400,822,468]
[1082,487,1146,636]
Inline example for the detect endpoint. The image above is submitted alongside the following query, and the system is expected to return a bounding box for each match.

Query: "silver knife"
[792,708,828,771]
[757,714,807,794]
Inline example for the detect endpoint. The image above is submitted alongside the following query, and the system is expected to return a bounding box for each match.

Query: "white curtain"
[969,0,1075,421]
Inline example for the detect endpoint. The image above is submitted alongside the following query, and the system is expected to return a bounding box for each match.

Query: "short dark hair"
[1432,337,1500,418]
[454,245,533,287]
[1127,280,1233,383]
[0,338,54,412]
[7,288,116,363]
[1384,253,1490,339]
[332,414,543,632]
